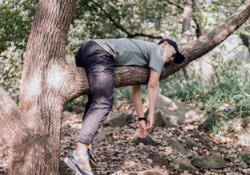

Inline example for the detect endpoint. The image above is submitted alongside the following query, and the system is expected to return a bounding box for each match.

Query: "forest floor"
[0,99,250,175]
[59,100,250,175]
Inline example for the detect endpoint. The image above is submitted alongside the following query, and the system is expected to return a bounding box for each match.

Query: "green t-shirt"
[91,38,167,75]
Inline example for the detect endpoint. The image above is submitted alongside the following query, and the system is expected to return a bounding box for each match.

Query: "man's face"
[159,41,176,64]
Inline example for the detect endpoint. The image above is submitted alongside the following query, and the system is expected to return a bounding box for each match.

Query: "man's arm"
[132,85,147,138]
[146,68,160,131]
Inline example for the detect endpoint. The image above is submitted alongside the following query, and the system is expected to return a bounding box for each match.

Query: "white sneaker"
[64,151,94,175]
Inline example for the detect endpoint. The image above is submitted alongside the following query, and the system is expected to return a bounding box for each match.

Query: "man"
[64,38,185,175]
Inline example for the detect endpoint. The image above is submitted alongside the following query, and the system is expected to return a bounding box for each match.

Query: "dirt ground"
[1,101,250,175]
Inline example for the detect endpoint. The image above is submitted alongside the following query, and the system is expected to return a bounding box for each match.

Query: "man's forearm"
[148,83,159,115]
[132,86,144,118]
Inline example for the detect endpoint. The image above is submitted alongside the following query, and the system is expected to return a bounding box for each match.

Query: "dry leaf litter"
[0,96,250,175]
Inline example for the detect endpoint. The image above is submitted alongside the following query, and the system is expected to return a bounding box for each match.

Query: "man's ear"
[163,41,168,47]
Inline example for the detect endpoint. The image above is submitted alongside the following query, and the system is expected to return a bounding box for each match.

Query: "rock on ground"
[131,130,158,146]
[192,152,226,169]
[148,153,169,167]
[192,132,214,148]
[145,94,203,129]
[174,158,199,173]
[184,137,201,149]
[102,112,132,127]
[62,111,73,120]
[170,138,188,155]
[96,127,113,143]
[242,169,250,175]
[138,169,166,175]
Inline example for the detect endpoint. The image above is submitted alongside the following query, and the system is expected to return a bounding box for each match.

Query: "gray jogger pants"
[75,41,115,144]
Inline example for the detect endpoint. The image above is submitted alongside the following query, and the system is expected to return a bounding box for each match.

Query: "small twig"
[168,0,184,10]
[226,44,243,55]
[241,31,250,37]
[90,0,163,39]
[210,1,239,8]
[241,24,250,28]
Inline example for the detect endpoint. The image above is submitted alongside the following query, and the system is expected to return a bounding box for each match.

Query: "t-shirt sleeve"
[147,48,167,75]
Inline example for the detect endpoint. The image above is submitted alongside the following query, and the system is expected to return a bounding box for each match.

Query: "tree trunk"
[1,0,77,174]
[200,54,214,83]
[192,0,214,84]
[181,0,192,81]
[0,0,250,174]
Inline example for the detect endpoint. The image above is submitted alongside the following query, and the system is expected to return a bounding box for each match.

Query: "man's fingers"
[139,128,147,138]
[140,128,146,138]
[145,124,153,131]
[139,130,142,138]
[145,120,152,130]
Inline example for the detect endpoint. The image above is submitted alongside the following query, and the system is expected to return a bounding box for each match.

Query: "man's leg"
[83,94,92,119]
[76,63,114,156]
[64,42,114,175]
[75,41,115,156]
[75,94,92,157]
[76,48,94,156]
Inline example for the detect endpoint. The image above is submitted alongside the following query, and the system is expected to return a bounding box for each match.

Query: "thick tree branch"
[90,0,163,39]
[182,0,250,60]
[65,0,250,102]
[0,87,28,148]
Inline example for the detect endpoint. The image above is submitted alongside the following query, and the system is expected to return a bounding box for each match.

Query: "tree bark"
[181,0,192,81]
[1,0,77,174]
[192,0,214,84]
[200,55,214,83]
[192,0,205,38]
[0,0,249,175]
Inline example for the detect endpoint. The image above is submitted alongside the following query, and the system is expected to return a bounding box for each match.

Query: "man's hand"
[139,120,148,138]
[145,113,154,131]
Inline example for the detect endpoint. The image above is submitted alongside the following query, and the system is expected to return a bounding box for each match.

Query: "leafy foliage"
[0,0,38,103]
[0,42,24,103]
[160,54,250,134]
[73,0,183,39]
[0,0,37,52]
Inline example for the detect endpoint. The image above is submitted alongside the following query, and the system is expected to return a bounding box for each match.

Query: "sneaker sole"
[64,157,86,175]
[89,161,98,169]
[64,157,76,172]
[88,149,98,169]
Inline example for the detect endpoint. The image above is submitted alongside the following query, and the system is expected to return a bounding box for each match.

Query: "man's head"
[158,39,185,64]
